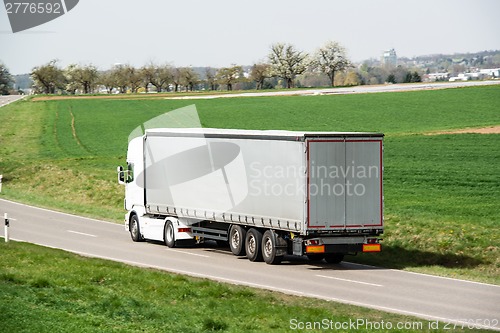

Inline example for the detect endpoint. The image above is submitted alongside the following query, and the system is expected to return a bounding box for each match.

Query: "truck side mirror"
[117,166,125,184]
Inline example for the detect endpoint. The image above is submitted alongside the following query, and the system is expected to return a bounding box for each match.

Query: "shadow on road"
[151,240,485,270]
[349,245,486,270]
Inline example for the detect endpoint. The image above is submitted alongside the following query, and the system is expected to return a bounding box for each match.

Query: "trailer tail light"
[305,239,322,246]
[306,245,325,254]
[178,228,191,233]
[363,244,381,252]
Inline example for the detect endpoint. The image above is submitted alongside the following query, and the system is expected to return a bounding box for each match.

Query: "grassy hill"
[0,85,499,283]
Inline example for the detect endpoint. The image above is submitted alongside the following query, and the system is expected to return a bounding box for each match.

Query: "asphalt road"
[0,95,25,107]
[168,80,500,100]
[1,198,499,330]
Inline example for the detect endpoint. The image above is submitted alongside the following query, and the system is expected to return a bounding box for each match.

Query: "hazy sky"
[1,0,500,74]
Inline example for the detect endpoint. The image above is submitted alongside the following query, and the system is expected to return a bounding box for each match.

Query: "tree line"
[2,40,424,95]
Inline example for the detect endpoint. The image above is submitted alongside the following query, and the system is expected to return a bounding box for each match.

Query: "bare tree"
[250,63,270,90]
[31,60,66,94]
[107,64,142,93]
[216,65,243,91]
[205,67,217,91]
[125,65,142,93]
[268,43,308,88]
[311,41,352,87]
[180,67,199,91]
[142,62,173,92]
[172,67,182,92]
[99,70,117,94]
[111,65,129,93]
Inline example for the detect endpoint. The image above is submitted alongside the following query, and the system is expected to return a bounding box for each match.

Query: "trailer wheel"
[129,214,143,242]
[262,230,283,265]
[164,221,176,248]
[324,253,344,264]
[245,228,263,262]
[229,225,246,256]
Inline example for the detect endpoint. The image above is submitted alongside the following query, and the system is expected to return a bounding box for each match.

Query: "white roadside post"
[4,213,9,243]
[0,174,3,193]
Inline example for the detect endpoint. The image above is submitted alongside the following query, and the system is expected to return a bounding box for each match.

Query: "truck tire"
[324,253,344,264]
[229,225,246,256]
[129,214,143,242]
[164,220,176,248]
[245,228,263,262]
[262,230,283,265]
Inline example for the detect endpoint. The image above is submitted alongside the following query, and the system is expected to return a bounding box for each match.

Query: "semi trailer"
[118,128,383,264]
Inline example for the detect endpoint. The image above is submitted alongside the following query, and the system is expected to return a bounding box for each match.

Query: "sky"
[1,0,500,75]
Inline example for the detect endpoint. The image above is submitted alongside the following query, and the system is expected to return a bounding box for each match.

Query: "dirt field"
[426,125,500,135]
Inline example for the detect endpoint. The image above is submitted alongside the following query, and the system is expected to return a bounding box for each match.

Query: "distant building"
[382,49,397,66]
[449,68,500,81]
[479,68,500,78]
[424,72,449,82]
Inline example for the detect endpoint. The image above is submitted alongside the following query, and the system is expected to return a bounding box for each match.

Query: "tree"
[343,71,361,86]
[411,71,422,82]
[65,64,99,94]
[142,63,173,93]
[125,65,142,93]
[205,67,217,91]
[311,41,352,87]
[172,67,182,92]
[216,65,243,91]
[268,43,308,88]
[99,70,117,94]
[180,67,199,91]
[0,63,14,95]
[249,63,270,90]
[31,60,66,94]
[112,64,142,93]
[404,71,413,83]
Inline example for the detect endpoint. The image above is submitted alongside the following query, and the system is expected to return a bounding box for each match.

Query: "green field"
[0,86,499,284]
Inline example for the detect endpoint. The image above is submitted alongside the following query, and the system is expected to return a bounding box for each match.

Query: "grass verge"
[0,240,493,333]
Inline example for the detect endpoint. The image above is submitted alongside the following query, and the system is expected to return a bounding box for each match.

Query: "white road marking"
[316,274,383,287]
[167,248,210,258]
[346,261,500,288]
[67,230,97,238]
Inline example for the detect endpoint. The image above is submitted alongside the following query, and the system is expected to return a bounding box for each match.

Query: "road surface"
[0,95,25,107]
[167,80,500,100]
[1,198,499,330]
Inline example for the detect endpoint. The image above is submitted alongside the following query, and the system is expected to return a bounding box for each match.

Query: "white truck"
[118,128,383,264]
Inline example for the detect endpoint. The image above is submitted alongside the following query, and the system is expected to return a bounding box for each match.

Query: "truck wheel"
[245,228,263,262]
[164,221,176,248]
[129,214,143,242]
[229,225,246,256]
[324,253,344,264]
[262,230,283,265]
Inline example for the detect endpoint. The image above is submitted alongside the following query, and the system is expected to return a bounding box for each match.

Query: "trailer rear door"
[307,137,383,230]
